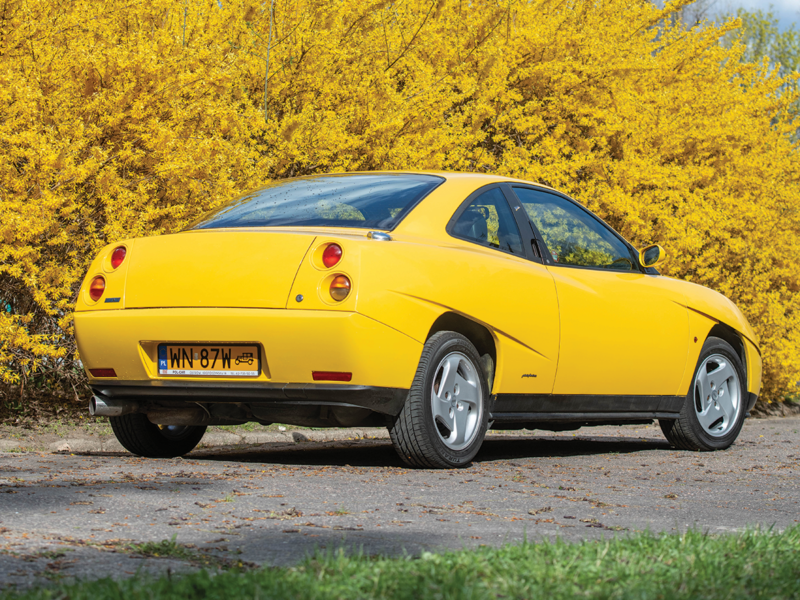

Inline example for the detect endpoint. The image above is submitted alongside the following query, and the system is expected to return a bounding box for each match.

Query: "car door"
[509,185,690,397]
[442,184,561,395]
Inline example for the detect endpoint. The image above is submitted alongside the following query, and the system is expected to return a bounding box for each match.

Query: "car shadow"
[192,433,672,468]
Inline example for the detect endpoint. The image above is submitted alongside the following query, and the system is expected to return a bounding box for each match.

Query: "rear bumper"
[75,308,422,390]
[92,380,407,416]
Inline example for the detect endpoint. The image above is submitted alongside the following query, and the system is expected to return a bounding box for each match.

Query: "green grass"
[4,527,800,599]
[127,535,199,562]
[125,535,241,570]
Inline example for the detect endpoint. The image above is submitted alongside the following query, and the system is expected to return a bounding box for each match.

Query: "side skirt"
[490,394,685,424]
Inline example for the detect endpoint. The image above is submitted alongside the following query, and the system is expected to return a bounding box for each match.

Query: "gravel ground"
[1,416,798,591]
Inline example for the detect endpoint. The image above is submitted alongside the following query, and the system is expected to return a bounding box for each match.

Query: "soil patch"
[0,384,89,426]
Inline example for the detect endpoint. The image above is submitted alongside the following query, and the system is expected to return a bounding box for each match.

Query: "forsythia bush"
[1,0,798,401]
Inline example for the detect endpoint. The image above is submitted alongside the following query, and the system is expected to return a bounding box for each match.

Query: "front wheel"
[660,336,746,451]
[389,332,490,468]
[110,413,207,458]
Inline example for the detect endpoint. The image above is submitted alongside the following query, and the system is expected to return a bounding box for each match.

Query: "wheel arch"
[707,323,747,386]
[426,312,497,389]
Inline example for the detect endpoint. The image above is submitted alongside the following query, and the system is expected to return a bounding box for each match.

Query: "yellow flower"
[1,0,798,402]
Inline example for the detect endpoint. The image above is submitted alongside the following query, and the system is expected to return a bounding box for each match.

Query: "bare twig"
[182,0,188,47]
[265,0,275,124]
[386,0,437,71]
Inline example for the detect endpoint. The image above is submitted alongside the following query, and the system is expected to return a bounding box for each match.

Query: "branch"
[386,0,438,71]
[264,0,275,124]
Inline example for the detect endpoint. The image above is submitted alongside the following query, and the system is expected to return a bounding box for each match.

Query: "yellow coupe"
[74,172,761,467]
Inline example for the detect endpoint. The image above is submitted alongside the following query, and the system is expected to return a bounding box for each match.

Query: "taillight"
[89,276,106,301]
[322,243,342,268]
[89,368,117,378]
[329,275,351,301]
[111,246,127,269]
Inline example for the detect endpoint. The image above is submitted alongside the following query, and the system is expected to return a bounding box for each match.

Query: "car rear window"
[190,173,444,231]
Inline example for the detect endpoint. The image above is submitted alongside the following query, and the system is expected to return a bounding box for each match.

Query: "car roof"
[390,171,559,240]
[334,170,558,191]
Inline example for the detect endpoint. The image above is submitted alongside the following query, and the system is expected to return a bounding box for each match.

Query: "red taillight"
[322,243,342,268]
[89,368,117,378]
[312,371,352,382]
[111,246,126,269]
[89,276,105,301]
[329,275,351,301]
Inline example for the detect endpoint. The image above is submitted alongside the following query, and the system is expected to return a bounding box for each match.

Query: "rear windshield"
[190,173,444,231]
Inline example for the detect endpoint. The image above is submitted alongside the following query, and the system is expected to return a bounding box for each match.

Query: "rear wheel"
[110,413,207,458]
[389,332,489,468]
[660,336,746,451]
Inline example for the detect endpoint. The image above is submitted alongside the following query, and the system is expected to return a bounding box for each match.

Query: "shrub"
[1,0,798,400]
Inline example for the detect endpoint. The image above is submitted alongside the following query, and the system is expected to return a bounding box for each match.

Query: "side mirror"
[639,244,666,268]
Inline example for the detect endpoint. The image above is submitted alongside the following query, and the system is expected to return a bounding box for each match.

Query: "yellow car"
[74,172,762,467]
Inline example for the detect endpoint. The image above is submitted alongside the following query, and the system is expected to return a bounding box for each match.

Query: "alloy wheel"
[430,351,483,451]
[693,353,741,437]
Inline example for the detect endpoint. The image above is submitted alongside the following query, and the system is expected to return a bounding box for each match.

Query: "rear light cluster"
[311,243,353,382]
[87,245,126,302]
[330,275,351,301]
[111,246,126,269]
[322,243,342,268]
[320,243,351,302]
[89,276,105,301]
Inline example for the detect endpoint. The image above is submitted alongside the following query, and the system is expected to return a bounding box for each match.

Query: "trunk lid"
[124,230,314,308]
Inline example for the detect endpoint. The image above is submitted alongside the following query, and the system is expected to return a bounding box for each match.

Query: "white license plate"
[157,344,259,377]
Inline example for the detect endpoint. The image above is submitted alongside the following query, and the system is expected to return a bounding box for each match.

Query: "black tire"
[110,413,206,458]
[389,331,490,468]
[660,336,746,451]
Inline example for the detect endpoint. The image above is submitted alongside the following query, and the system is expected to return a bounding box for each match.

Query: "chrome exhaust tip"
[89,395,138,417]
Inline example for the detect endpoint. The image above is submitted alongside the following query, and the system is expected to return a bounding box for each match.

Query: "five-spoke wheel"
[692,353,741,437]
[389,331,490,468]
[430,351,483,452]
[660,336,746,451]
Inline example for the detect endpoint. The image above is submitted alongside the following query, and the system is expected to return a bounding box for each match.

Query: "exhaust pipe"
[89,394,210,425]
[89,395,139,417]
[145,408,210,426]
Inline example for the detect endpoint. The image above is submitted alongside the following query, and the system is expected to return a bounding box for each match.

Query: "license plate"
[157,344,260,377]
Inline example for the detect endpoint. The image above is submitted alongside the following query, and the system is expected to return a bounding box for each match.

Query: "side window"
[450,188,524,256]
[513,187,635,271]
